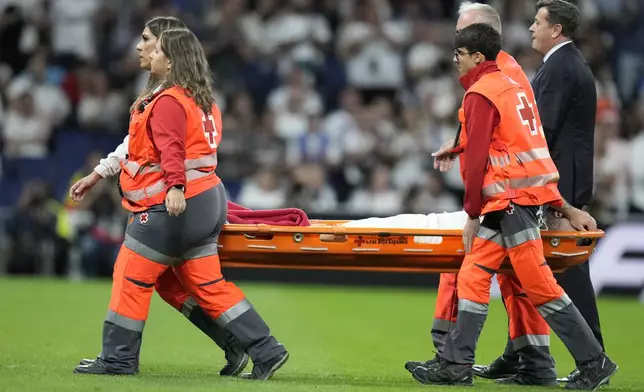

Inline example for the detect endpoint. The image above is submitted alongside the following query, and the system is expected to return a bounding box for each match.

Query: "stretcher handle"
[256,224,272,233]
[221,223,604,239]
[331,225,347,236]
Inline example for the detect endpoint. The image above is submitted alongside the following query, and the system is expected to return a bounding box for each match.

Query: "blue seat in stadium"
[5,157,57,182]
[95,133,124,155]
[53,131,95,159]
[0,177,23,207]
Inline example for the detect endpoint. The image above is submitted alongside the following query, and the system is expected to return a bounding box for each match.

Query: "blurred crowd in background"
[0,0,643,278]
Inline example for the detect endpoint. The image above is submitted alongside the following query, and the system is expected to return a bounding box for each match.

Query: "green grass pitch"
[0,277,640,391]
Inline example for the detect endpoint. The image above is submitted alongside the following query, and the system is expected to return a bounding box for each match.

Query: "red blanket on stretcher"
[226,201,311,226]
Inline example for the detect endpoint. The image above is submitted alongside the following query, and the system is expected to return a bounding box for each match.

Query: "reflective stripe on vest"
[482,172,559,198]
[122,169,215,202]
[490,155,511,168]
[515,147,550,163]
[490,147,551,168]
[122,153,218,177]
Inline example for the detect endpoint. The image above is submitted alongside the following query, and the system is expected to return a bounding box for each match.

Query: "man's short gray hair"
[458,1,502,34]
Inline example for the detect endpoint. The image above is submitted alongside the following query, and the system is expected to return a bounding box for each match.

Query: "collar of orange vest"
[459,60,500,90]
[136,84,188,113]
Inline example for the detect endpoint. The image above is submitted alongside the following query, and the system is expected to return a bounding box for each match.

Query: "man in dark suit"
[531,1,605,379]
[474,0,607,384]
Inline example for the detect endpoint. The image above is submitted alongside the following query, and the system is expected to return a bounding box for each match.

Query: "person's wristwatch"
[171,185,185,193]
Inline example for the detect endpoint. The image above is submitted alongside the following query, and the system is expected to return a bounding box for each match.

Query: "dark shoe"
[558,368,580,383]
[241,351,289,380]
[220,341,249,377]
[411,359,473,386]
[73,358,137,375]
[472,355,520,379]
[559,367,609,385]
[404,353,440,373]
[564,353,617,391]
[80,346,249,377]
[495,373,558,387]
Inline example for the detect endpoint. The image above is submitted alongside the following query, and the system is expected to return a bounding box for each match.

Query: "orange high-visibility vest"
[119,86,222,212]
[458,71,562,215]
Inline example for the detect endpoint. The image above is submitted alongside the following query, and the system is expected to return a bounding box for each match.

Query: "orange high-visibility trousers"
[438,204,559,365]
[107,245,168,328]
[432,245,550,356]
[441,203,600,368]
[433,269,550,355]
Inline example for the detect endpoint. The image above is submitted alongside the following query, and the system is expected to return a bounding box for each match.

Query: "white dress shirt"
[543,40,573,63]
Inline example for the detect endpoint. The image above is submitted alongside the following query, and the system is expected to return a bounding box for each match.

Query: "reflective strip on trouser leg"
[175,255,284,363]
[539,294,603,363]
[101,245,168,370]
[432,273,458,354]
[442,230,506,364]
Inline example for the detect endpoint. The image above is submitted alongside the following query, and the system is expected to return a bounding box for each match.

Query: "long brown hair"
[158,28,215,114]
[130,16,187,112]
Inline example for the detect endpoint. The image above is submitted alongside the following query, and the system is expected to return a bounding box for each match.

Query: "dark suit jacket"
[531,42,596,207]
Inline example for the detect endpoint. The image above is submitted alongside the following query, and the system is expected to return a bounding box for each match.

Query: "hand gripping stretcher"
[218,220,604,274]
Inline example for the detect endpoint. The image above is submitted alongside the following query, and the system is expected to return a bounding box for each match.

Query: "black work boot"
[183,299,250,376]
[404,353,441,373]
[411,358,473,386]
[78,345,248,377]
[73,358,138,375]
[472,355,520,379]
[564,353,618,391]
[218,336,249,377]
[240,351,290,380]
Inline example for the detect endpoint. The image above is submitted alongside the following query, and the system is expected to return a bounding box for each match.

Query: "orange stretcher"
[218,220,604,273]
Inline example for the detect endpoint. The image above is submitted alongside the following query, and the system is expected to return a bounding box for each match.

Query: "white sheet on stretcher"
[342,211,469,230]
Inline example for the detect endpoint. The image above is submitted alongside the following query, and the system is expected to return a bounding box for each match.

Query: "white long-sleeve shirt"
[93,135,128,178]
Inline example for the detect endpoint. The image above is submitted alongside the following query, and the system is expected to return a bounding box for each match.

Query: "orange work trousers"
[432,210,556,354]
[108,244,246,329]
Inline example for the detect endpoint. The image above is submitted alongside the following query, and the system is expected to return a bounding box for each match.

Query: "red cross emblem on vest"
[139,212,149,224]
[516,92,538,136]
